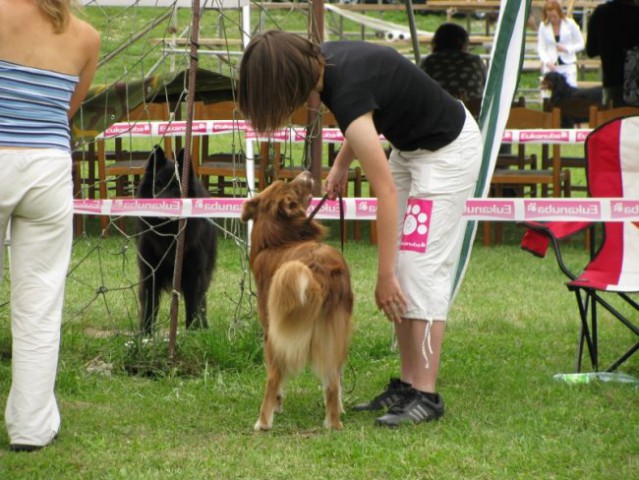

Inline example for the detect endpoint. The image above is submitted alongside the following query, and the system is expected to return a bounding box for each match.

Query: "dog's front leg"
[139,272,160,335]
[181,263,209,330]
[184,290,209,330]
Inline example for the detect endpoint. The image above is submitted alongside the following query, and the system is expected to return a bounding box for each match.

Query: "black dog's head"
[541,72,575,103]
[136,145,208,200]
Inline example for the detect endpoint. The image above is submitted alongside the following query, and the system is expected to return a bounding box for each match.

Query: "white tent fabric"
[450,0,531,300]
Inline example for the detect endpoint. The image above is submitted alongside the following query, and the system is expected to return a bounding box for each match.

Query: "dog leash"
[308,193,345,253]
[306,191,355,393]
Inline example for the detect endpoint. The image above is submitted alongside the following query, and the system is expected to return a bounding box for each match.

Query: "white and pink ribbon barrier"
[74,197,639,222]
[98,120,592,145]
[88,122,627,222]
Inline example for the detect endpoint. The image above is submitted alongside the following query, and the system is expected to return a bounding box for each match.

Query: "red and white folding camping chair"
[521,115,639,373]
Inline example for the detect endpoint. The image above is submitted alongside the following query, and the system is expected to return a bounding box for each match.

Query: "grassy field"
[81,3,580,94]
[3,4,635,479]
[1,227,638,479]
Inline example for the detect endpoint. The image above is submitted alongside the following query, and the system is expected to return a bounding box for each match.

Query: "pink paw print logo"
[400,198,432,253]
[403,204,429,237]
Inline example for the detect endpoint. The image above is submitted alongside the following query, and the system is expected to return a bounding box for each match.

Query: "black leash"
[306,191,354,393]
[308,192,345,253]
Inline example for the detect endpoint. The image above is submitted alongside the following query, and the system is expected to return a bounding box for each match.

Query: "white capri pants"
[389,109,482,321]
[1,148,73,447]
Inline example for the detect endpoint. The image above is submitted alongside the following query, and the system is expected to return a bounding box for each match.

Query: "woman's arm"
[559,19,584,55]
[335,112,407,323]
[68,20,100,119]
[537,23,555,69]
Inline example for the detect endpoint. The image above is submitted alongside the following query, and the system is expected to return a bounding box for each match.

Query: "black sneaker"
[9,444,44,452]
[9,433,58,452]
[375,388,444,427]
[352,377,411,411]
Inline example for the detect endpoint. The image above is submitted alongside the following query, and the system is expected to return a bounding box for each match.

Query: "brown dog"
[241,171,353,431]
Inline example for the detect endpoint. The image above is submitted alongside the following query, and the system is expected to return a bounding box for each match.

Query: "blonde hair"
[37,0,74,33]
[542,1,566,23]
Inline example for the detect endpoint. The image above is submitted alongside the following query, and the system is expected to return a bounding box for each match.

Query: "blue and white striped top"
[0,60,79,152]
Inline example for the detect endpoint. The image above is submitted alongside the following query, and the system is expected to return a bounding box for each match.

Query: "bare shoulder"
[69,15,101,50]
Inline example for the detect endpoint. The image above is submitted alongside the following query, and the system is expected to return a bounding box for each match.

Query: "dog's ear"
[175,148,198,180]
[241,196,259,222]
[175,148,185,173]
[278,190,306,220]
[150,145,165,163]
[146,145,167,174]
[138,145,166,198]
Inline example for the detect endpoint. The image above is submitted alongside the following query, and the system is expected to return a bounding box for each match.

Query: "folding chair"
[520,115,639,373]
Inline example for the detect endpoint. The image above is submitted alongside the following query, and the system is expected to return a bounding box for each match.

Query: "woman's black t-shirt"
[320,41,466,151]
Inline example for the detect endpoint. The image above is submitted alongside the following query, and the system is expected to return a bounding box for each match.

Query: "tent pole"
[308,0,325,196]
[404,0,421,64]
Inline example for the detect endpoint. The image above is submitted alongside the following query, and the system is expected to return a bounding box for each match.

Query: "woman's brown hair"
[238,30,324,133]
[37,0,73,33]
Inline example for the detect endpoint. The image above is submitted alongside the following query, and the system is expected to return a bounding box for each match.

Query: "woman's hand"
[343,113,409,324]
[375,273,408,324]
[324,165,349,200]
[324,139,355,200]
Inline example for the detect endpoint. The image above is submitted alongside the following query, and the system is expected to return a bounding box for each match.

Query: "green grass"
[1,228,638,479]
[3,6,633,479]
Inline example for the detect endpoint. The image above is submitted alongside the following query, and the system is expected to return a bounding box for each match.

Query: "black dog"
[135,145,217,335]
[541,72,603,127]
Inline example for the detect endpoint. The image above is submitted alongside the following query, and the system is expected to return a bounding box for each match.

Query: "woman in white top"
[537,0,585,87]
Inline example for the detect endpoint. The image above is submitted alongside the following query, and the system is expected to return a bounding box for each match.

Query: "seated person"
[419,23,486,116]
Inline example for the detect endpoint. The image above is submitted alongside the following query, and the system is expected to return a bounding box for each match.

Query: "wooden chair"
[494,98,537,172]
[484,105,571,246]
[268,105,365,241]
[193,101,267,195]
[589,105,639,128]
[71,139,98,235]
[544,96,594,129]
[271,106,341,181]
[541,97,600,195]
[97,102,174,230]
[491,106,570,197]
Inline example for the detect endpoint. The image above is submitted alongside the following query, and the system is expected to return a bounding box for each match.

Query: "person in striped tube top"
[0,0,99,452]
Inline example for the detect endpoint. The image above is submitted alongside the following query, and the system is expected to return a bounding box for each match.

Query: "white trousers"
[0,148,73,447]
[389,108,482,321]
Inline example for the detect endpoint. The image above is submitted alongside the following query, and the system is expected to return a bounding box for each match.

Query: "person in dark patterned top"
[419,23,486,112]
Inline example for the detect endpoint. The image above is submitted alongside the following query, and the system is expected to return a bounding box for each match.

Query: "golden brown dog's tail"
[267,260,323,375]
